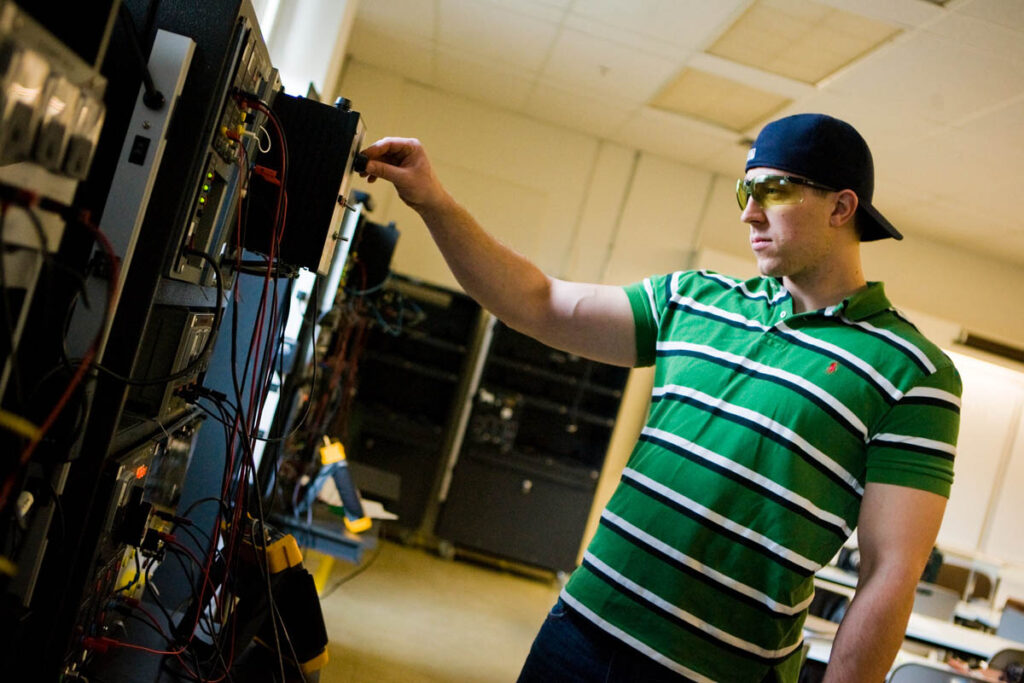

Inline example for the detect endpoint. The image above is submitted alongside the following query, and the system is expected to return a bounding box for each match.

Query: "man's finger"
[360,137,417,161]
[362,159,398,183]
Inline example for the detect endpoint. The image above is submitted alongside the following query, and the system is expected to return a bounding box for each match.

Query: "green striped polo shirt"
[561,270,962,682]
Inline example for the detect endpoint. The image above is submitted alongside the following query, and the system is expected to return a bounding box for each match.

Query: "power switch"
[128,134,151,165]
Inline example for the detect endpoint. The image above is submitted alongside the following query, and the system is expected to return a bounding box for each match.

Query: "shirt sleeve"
[865,363,963,497]
[622,272,681,368]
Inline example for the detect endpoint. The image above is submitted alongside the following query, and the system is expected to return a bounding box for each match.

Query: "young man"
[358,114,961,682]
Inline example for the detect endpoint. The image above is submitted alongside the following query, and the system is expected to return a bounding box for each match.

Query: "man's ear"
[830,189,859,227]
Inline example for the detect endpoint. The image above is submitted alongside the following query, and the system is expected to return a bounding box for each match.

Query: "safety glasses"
[735,174,837,210]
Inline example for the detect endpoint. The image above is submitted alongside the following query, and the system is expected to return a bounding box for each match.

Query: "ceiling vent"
[958,332,1024,365]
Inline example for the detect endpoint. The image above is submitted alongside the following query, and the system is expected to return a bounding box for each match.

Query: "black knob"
[335,97,352,111]
[352,153,368,174]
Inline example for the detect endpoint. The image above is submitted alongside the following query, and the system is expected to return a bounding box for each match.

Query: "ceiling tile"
[818,0,945,28]
[354,0,436,41]
[434,49,536,110]
[437,0,561,71]
[348,22,435,85]
[467,0,569,23]
[561,14,690,60]
[768,90,944,152]
[344,0,1024,271]
[824,31,1024,127]
[922,12,1024,64]
[541,28,681,103]
[611,107,741,167]
[567,0,748,49]
[957,0,1024,33]
[700,142,752,178]
[707,0,901,85]
[650,68,792,132]
[524,82,637,138]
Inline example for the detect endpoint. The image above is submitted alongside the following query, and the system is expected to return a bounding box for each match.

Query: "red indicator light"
[135,464,148,479]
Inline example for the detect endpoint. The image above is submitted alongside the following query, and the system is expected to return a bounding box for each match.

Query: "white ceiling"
[346,0,1024,266]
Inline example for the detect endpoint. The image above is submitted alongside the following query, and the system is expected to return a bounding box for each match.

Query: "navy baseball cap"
[745,113,902,241]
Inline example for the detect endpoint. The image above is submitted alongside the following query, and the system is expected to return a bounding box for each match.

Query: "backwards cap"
[745,113,901,241]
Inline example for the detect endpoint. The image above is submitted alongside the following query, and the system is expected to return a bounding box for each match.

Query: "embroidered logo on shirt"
[826,361,839,374]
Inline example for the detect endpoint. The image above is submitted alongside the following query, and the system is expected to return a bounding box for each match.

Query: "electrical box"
[242,93,365,275]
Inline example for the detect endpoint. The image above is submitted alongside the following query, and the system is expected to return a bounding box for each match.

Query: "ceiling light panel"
[649,67,792,132]
[707,0,901,84]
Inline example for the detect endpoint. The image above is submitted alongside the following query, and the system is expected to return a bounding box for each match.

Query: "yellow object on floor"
[308,548,337,594]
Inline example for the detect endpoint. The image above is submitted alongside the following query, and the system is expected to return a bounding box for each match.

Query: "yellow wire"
[0,409,41,441]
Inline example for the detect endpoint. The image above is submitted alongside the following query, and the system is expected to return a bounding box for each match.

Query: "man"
[358,113,962,682]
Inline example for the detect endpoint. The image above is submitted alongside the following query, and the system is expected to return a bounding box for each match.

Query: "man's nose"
[740,196,764,223]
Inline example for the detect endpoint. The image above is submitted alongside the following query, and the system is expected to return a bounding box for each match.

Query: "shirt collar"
[824,281,891,321]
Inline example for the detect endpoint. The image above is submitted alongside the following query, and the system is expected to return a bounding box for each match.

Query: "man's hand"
[359,137,448,213]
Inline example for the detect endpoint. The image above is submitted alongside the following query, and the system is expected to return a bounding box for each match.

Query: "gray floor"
[313,539,561,682]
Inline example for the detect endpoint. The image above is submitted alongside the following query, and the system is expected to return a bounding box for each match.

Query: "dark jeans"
[518,599,780,683]
[517,599,697,683]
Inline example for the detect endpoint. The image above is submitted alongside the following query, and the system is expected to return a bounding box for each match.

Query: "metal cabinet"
[436,318,628,573]
[345,275,481,539]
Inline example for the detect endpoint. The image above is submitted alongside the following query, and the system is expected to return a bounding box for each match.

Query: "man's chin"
[754,257,781,278]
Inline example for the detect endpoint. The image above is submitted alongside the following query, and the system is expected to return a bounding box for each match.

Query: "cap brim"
[859,203,903,241]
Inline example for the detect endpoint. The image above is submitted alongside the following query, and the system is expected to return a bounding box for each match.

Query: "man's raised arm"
[360,137,637,367]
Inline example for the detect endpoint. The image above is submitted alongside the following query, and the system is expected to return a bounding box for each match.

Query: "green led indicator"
[207,171,214,179]
[203,184,210,192]
[198,197,206,204]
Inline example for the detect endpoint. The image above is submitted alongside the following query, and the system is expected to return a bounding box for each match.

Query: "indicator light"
[198,197,206,204]
[202,184,210,192]
[207,171,214,179]
[135,464,147,479]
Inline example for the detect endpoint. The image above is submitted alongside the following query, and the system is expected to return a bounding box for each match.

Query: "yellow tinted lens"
[751,176,803,208]
[736,179,749,209]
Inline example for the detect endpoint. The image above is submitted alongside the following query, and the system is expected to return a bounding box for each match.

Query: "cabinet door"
[437,453,597,572]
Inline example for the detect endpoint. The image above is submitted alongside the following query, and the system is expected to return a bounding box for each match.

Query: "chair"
[934,561,996,601]
[808,586,849,623]
[988,647,1024,670]
[913,582,962,621]
[996,599,1024,643]
[887,662,991,682]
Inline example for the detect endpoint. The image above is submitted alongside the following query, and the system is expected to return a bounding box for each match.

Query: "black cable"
[233,261,299,278]
[74,247,224,386]
[179,495,231,521]
[319,542,382,599]
[262,276,321,515]
[143,555,177,634]
[160,542,231,682]
[42,475,66,547]
[117,4,165,109]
